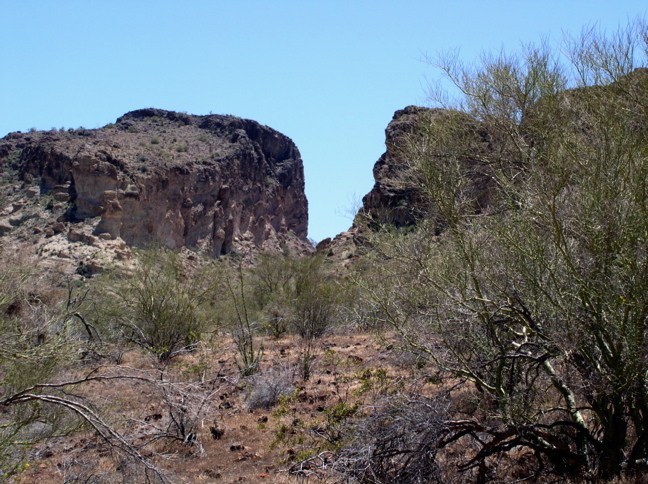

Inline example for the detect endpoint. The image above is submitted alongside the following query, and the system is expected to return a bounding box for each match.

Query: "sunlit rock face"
[0,108,309,256]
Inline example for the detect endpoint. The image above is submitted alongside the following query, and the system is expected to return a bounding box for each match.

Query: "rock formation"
[0,109,310,266]
[358,105,430,229]
[319,106,446,264]
[323,68,648,266]
[357,105,494,231]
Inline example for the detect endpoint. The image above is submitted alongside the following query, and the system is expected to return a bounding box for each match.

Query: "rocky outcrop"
[0,108,309,257]
[358,105,493,230]
[358,106,430,228]
[325,69,648,267]
[322,105,494,265]
[319,106,436,265]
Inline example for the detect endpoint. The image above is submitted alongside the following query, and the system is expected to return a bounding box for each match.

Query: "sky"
[1,1,646,242]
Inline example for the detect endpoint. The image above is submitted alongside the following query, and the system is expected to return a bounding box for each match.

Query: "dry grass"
[10,331,408,483]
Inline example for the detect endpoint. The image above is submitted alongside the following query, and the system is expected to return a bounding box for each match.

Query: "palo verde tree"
[353,20,648,481]
[250,252,340,380]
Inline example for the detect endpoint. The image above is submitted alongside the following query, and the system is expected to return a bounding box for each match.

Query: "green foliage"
[103,249,211,361]
[355,368,391,397]
[271,390,300,419]
[250,253,294,338]
[355,20,648,481]
[0,256,91,476]
[247,253,342,380]
[325,401,358,426]
[251,253,340,339]
[0,260,87,395]
[290,255,338,339]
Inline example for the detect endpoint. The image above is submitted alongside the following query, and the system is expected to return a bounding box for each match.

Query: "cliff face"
[322,69,648,267]
[317,106,436,264]
[359,105,493,230]
[359,106,431,228]
[0,109,309,259]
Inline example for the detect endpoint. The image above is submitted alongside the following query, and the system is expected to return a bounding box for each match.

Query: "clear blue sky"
[1,1,646,242]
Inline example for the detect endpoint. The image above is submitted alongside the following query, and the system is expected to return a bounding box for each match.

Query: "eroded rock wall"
[0,109,309,257]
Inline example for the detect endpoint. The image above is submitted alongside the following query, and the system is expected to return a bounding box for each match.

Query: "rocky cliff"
[0,109,310,271]
[322,68,648,266]
[358,105,432,228]
[358,105,494,231]
[319,106,446,264]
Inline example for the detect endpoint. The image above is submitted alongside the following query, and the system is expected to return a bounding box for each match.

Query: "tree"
[354,20,648,481]
[249,253,340,380]
[250,252,295,338]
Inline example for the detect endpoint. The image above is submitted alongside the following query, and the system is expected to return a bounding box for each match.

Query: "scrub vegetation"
[1,20,646,483]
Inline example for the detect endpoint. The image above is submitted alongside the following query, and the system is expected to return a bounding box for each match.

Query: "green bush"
[0,256,92,476]
[105,249,211,361]
[250,253,340,339]
[354,21,648,481]
[250,253,294,338]
[290,255,338,339]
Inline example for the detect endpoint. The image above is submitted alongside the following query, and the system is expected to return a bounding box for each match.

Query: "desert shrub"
[0,253,171,481]
[245,365,295,410]
[0,256,98,476]
[290,255,339,339]
[218,253,340,378]
[222,263,264,376]
[148,376,221,455]
[250,253,294,338]
[104,249,211,361]
[248,253,342,380]
[250,253,340,339]
[334,394,449,483]
[356,21,648,481]
[0,257,95,394]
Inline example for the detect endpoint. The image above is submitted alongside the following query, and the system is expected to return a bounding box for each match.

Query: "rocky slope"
[0,109,310,272]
